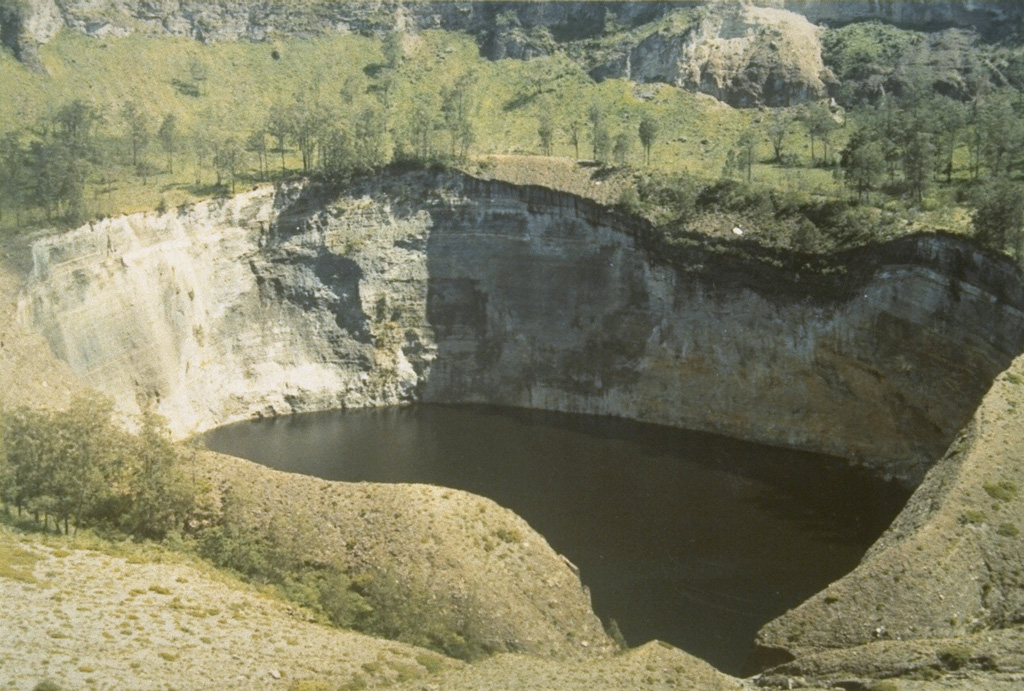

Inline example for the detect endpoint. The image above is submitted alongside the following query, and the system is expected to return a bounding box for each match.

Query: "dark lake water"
[203,404,910,675]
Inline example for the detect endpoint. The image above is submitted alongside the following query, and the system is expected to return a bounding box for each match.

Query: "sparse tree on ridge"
[354,104,389,169]
[638,114,659,166]
[840,128,885,201]
[932,95,965,183]
[766,111,792,163]
[441,73,476,160]
[122,101,151,169]
[588,101,606,161]
[191,123,214,186]
[802,102,838,165]
[734,128,759,183]
[613,132,632,165]
[213,137,243,193]
[538,109,554,156]
[246,128,268,180]
[383,29,404,69]
[266,104,291,174]
[158,114,178,175]
[0,132,27,229]
[567,119,583,160]
[972,179,1024,257]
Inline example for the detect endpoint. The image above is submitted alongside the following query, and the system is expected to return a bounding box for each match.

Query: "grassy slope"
[0,28,853,230]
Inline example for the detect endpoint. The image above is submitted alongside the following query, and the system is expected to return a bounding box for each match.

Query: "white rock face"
[21,185,428,435]
[629,2,831,107]
[20,174,1024,482]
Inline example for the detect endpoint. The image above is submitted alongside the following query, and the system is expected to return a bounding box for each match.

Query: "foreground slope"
[756,349,1024,684]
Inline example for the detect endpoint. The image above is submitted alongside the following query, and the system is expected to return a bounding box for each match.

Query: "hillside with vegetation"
[6,2,1024,690]
[3,3,1024,258]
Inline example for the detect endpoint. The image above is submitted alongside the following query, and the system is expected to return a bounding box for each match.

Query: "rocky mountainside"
[4,1,1024,104]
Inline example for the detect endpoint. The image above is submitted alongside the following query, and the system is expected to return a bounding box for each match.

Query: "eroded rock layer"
[20,172,1024,483]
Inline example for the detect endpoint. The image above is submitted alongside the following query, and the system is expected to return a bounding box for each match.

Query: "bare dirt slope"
[0,525,462,691]
[757,349,1024,685]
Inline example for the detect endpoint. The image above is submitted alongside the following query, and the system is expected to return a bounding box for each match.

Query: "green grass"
[0,537,40,583]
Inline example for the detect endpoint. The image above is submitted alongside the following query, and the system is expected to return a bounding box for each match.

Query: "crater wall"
[20,173,1024,483]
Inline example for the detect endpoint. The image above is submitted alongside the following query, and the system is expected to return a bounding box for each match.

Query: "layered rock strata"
[20,172,1024,485]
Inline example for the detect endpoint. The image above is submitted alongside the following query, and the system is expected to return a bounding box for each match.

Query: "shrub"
[959,510,985,525]
[983,481,1019,502]
[937,645,972,670]
[997,522,1019,538]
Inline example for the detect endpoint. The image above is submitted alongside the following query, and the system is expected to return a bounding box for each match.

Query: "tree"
[613,132,632,165]
[592,125,611,164]
[733,128,759,183]
[0,394,124,534]
[840,128,885,201]
[53,100,101,156]
[588,102,606,160]
[441,73,475,160]
[977,90,1024,179]
[0,132,26,229]
[567,119,583,160]
[246,128,268,180]
[30,139,90,221]
[266,104,291,174]
[157,114,178,174]
[122,101,151,169]
[191,126,212,186]
[213,137,243,193]
[638,114,659,166]
[901,126,936,204]
[409,94,438,160]
[353,103,389,169]
[318,121,351,175]
[803,103,839,165]
[383,30,404,69]
[288,98,327,173]
[537,109,555,156]
[122,407,198,540]
[766,111,792,163]
[972,179,1024,257]
[188,56,210,96]
[931,96,965,183]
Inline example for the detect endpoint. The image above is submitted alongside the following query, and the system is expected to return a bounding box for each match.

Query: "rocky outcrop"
[0,0,60,70]
[619,3,831,107]
[0,0,668,53]
[20,172,1024,485]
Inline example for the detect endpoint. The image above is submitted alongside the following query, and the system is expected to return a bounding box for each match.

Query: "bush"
[937,645,972,670]
[0,394,205,539]
[959,510,985,525]
[997,522,1019,538]
[983,481,1019,502]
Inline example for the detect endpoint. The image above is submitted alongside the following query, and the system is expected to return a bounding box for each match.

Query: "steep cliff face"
[20,173,1024,484]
